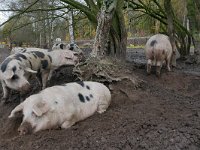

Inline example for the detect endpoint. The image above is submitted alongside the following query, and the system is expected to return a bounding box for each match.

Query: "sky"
[0,0,12,25]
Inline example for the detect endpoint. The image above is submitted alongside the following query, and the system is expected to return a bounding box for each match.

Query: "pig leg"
[61,121,76,129]
[147,59,152,75]
[1,81,11,103]
[166,57,171,72]
[47,69,54,81]
[156,61,163,77]
[97,102,109,114]
[41,70,50,89]
[36,72,42,88]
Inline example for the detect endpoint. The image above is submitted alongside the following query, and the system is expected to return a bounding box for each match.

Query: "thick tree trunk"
[164,0,177,67]
[92,1,117,58]
[92,0,127,59]
[193,0,200,63]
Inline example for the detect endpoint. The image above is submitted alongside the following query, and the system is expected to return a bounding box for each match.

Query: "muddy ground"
[0,48,199,150]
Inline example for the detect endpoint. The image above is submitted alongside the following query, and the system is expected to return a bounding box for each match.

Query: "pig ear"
[32,101,49,117]
[24,67,37,73]
[8,103,24,118]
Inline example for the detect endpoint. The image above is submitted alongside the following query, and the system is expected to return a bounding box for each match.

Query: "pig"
[0,51,52,103]
[46,49,83,80]
[145,34,173,77]
[10,47,50,55]
[9,47,83,81]
[52,42,83,53]
[8,81,111,135]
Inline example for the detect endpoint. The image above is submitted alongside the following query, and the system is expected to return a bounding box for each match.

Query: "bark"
[193,0,200,63]
[92,0,127,59]
[68,9,75,44]
[92,0,118,58]
[164,0,176,67]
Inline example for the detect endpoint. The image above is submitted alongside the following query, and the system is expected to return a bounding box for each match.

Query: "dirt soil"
[0,48,200,150]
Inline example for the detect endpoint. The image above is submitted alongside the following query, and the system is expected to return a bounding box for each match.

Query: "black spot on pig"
[69,44,74,50]
[60,44,64,49]
[78,93,85,103]
[86,96,90,101]
[76,81,84,87]
[86,85,90,90]
[48,55,52,62]
[41,60,48,69]
[150,40,157,47]
[31,51,45,58]
[1,58,12,72]
[90,94,93,98]
[15,53,27,61]
[32,53,37,59]
[22,49,27,53]
[56,44,58,46]
[12,66,17,72]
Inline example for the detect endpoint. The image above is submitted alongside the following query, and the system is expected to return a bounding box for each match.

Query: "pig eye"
[11,74,19,80]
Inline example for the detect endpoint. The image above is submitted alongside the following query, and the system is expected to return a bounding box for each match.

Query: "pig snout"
[18,122,32,135]
[20,83,31,92]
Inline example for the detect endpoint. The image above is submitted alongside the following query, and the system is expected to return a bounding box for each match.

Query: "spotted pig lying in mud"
[8,81,111,135]
[145,34,173,77]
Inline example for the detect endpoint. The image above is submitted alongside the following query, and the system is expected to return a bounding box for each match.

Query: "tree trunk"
[164,0,177,67]
[92,0,127,59]
[193,0,200,63]
[68,9,75,44]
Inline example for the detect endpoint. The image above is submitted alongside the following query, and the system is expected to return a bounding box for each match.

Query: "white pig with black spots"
[145,34,173,77]
[0,51,52,103]
[8,81,111,135]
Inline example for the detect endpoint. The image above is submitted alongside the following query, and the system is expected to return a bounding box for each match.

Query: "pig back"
[145,34,172,60]
[41,81,111,121]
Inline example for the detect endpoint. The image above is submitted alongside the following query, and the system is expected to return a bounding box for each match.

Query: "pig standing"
[10,47,83,81]
[10,47,50,55]
[8,81,111,135]
[52,42,83,53]
[46,49,82,80]
[0,51,52,103]
[145,34,172,76]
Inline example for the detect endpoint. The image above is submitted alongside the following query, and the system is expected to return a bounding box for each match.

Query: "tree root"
[73,57,143,88]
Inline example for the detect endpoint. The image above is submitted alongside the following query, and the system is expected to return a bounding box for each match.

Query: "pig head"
[9,97,51,135]
[0,58,36,92]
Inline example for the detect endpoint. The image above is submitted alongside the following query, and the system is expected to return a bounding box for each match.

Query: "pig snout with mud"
[145,34,172,77]
[0,51,52,103]
[8,81,111,135]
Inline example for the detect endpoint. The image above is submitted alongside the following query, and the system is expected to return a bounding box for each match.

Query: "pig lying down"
[8,81,111,135]
[145,34,173,77]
